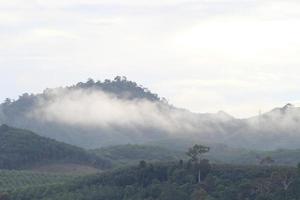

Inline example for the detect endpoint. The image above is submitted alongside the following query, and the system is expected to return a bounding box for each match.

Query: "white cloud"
[29,88,201,134]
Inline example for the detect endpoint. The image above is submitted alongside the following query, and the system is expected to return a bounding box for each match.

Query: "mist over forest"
[2,0,300,199]
[1,77,300,150]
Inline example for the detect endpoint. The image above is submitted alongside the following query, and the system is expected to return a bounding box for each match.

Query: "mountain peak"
[269,103,295,114]
[282,103,294,110]
[71,77,160,101]
[278,103,295,114]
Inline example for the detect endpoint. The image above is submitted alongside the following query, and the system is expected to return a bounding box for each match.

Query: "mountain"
[0,77,170,148]
[1,77,300,150]
[241,103,300,149]
[0,125,110,170]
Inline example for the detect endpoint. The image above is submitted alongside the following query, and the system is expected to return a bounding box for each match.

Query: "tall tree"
[187,144,210,183]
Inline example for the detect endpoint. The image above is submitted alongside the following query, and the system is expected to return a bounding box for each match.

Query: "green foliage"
[0,125,111,170]
[187,145,210,163]
[187,144,211,183]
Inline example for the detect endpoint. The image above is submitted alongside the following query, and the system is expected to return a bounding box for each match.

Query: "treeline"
[74,76,161,101]
[1,76,161,116]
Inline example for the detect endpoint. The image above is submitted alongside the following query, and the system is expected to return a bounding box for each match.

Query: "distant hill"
[92,144,183,167]
[227,148,300,166]
[240,103,300,149]
[0,125,111,170]
[1,77,300,150]
[0,77,169,148]
[92,142,300,167]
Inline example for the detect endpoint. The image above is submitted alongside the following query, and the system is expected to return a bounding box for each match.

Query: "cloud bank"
[29,89,201,134]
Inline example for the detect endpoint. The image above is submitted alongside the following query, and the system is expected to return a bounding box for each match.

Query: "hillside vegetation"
[0,125,111,170]
[1,123,299,174]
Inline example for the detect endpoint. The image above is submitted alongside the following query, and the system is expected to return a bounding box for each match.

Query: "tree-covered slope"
[0,125,110,170]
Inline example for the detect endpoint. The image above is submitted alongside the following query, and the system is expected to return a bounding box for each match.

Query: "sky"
[1,0,300,118]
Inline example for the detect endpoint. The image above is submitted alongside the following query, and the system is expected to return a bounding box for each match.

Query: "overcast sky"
[1,0,300,118]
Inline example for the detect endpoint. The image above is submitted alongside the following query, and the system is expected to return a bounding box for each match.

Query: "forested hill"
[0,76,160,108]
[0,77,168,148]
[0,125,110,170]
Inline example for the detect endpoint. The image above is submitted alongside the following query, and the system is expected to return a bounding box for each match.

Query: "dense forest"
[5,160,300,200]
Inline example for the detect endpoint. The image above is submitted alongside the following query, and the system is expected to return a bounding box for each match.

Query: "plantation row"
[0,170,74,192]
